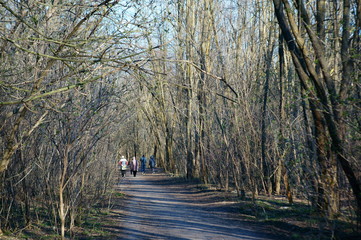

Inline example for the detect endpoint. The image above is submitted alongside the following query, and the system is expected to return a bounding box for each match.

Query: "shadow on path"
[106,170,282,240]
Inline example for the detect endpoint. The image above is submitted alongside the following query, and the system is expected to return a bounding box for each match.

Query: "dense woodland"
[0,0,360,239]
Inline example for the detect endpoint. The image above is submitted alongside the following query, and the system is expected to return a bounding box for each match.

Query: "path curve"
[111,170,279,240]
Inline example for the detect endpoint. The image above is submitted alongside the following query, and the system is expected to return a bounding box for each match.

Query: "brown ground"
[98,169,285,240]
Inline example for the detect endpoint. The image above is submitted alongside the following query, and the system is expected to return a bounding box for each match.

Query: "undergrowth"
[237,197,361,240]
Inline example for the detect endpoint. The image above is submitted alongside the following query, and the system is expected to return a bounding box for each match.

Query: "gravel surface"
[108,170,280,240]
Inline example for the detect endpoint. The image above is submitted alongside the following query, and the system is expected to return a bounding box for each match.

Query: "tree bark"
[261,35,275,195]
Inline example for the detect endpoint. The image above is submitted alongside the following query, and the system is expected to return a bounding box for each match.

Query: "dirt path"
[107,170,281,240]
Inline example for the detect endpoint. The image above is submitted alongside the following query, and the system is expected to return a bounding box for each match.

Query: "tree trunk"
[261,37,275,195]
[59,145,70,240]
[184,0,196,180]
[275,33,285,195]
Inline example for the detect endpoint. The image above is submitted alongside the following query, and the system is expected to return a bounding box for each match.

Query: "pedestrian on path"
[118,156,128,177]
[131,157,139,177]
[149,155,156,173]
[140,155,147,174]
[129,159,134,176]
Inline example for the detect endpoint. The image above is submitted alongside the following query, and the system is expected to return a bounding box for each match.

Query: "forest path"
[107,169,280,240]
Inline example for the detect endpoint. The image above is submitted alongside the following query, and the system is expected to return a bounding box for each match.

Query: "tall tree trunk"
[261,36,275,195]
[184,0,196,179]
[315,0,339,217]
[275,33,285,196]
[198,0,213,183]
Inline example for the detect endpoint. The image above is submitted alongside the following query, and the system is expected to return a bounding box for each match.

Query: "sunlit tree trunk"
[184,0,196,179]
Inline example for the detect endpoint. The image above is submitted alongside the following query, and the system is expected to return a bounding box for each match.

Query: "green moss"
[114,192,126,198]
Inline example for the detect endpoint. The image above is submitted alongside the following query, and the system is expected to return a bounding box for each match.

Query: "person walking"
[149,155,156,173]
[118,156,128,177]
[131,157,139,177]
[129,159,134,176]
[140,155,147,174]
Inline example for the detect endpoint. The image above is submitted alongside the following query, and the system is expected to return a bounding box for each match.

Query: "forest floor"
[2,169,360,239]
